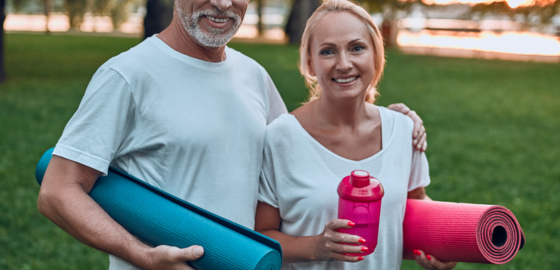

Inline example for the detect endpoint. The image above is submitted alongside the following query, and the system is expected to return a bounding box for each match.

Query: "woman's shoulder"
[265,113,300,143]
[378,106,414,132]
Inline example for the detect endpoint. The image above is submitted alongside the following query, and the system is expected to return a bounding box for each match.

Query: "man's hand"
[146,245,204,270]
[413,250,458,270]
[387,103,427,152]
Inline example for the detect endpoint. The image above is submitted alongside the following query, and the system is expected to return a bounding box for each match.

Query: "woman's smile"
[332,75,360,86]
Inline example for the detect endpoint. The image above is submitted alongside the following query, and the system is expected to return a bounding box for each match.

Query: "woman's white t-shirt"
[259,107,430,270]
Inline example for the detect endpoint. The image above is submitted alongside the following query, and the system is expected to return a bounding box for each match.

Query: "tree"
[0,0,5,82]
[92,0,113,32]
[284,0,320,43]
[110,0,134,31]
[143,0,173,39]
[284,0,416,45]
[64,0,88,31]
[256,0,264,36]
[468,0,560,30]
[361,0,416,47]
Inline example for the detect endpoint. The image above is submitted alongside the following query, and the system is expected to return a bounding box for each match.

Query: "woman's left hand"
[413,250,458,270]
[387,103,427,152]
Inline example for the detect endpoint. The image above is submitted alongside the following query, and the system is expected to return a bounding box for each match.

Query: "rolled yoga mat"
[402,199,525,264]
[36,148,282,270]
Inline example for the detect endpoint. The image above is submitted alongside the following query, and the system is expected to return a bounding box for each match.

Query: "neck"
[158,15,226,62]
[314,93,373,130]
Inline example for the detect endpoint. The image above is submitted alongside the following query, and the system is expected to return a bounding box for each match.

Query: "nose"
[210,0,233,11]
[336,51,352,72]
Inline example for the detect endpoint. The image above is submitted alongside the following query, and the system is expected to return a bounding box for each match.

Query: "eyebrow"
[319,38,364,47]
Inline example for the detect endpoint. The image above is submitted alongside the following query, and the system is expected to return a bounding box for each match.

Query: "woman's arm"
[407,186,431,200]
[255,202,366,263]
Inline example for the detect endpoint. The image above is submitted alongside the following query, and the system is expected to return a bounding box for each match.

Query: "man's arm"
[37,155,203,270]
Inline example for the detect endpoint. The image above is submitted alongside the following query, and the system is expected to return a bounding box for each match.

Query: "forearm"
[408,187,431,200]
[38,184,153,269]
[260,230,318,263]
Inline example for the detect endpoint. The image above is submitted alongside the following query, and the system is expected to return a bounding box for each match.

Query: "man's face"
[176,0,249,48]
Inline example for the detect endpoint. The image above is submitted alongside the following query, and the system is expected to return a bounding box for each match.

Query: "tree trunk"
[381,19,398,48]
[0,0,5,83]
[44,0,51,35]
[256,0,263,36]
[284,0,319,44]
[143,0,174,39]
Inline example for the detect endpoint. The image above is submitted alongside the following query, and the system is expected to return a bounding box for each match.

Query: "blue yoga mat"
[36,148,282,270]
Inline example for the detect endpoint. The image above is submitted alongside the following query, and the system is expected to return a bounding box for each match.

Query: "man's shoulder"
[100,38,158,75]
[226,47,267,73]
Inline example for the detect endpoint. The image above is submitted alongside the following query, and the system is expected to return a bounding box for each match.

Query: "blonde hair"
[299,0,385,103]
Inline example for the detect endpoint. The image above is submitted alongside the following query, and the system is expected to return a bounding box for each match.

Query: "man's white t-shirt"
[259,107,430,270]
[53,36,287,270]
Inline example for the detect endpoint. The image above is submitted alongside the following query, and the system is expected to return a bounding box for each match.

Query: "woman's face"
[309,11,375,102]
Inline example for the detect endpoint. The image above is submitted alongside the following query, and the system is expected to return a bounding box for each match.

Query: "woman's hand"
[311,219,366,262]
[387,103,427,152]
[413,250,458,270]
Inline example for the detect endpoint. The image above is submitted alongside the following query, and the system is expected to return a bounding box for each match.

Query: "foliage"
[467,0,560,29]
[360,0,417,20]
[2,33,560,269]
[9,0,31,12]
[63,0,87,29]
[109,0,134,30]
[92,0,113,16]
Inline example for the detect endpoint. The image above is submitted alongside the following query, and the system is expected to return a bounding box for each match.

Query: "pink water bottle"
[337,170,384,256]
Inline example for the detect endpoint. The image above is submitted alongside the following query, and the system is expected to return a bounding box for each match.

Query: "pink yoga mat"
[402,199,525,264]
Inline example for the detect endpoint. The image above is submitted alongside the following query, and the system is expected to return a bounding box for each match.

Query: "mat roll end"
[35,148,55,185]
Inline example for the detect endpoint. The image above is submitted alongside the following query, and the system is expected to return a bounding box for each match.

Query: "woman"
[255,1,457,269]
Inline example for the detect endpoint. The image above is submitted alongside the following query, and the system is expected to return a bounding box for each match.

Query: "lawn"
[1,33,559,269]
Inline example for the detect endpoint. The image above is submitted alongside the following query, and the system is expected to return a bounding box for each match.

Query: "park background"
[1,0,559,269]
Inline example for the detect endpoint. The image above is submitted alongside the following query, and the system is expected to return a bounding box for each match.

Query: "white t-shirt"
[53,36,287,270]
[259,107,430,270]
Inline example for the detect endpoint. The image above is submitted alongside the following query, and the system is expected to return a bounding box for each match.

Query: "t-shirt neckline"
[149,35,233,72]
[287,106,395,164]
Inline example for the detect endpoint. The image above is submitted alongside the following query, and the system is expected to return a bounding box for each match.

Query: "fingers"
[328,251,364,263]
[387,103,410,114]
[413,250,458,270]
[326,240,366,254]
[326,219,355,231]
[408,110,423,138]
[415,131,427,151]
[413,250,432,269]
[428,255,458,270]
[169,245,204,262]
[325,220,363,244]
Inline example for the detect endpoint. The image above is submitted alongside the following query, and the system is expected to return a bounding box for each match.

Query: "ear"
[307,57,316,77]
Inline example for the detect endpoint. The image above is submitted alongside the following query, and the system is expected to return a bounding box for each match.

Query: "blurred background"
[0,0,559,269]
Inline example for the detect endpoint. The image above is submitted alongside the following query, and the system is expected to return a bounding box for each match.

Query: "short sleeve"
[53,66,136,175]
[258,170,279,208]
[258,140,280,208]
[264,72,288,124]
[408,150,431,192]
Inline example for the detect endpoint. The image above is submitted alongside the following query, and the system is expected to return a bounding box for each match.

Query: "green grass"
[1,33,559,269]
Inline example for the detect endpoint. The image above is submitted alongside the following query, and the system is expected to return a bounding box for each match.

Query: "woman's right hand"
[311,219,367,262]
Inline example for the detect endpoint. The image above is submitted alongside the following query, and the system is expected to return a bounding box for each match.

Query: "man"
[37,0,427,269]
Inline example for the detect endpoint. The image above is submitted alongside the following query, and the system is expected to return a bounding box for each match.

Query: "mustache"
[192,9,242,22]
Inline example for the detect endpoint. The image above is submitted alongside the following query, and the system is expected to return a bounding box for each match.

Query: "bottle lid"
[337,170,384,202]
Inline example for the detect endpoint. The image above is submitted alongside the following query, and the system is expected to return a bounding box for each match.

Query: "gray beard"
[177,8,242,48]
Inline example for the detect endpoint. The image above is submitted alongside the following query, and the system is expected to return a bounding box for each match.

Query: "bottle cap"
[337,170,384,202]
